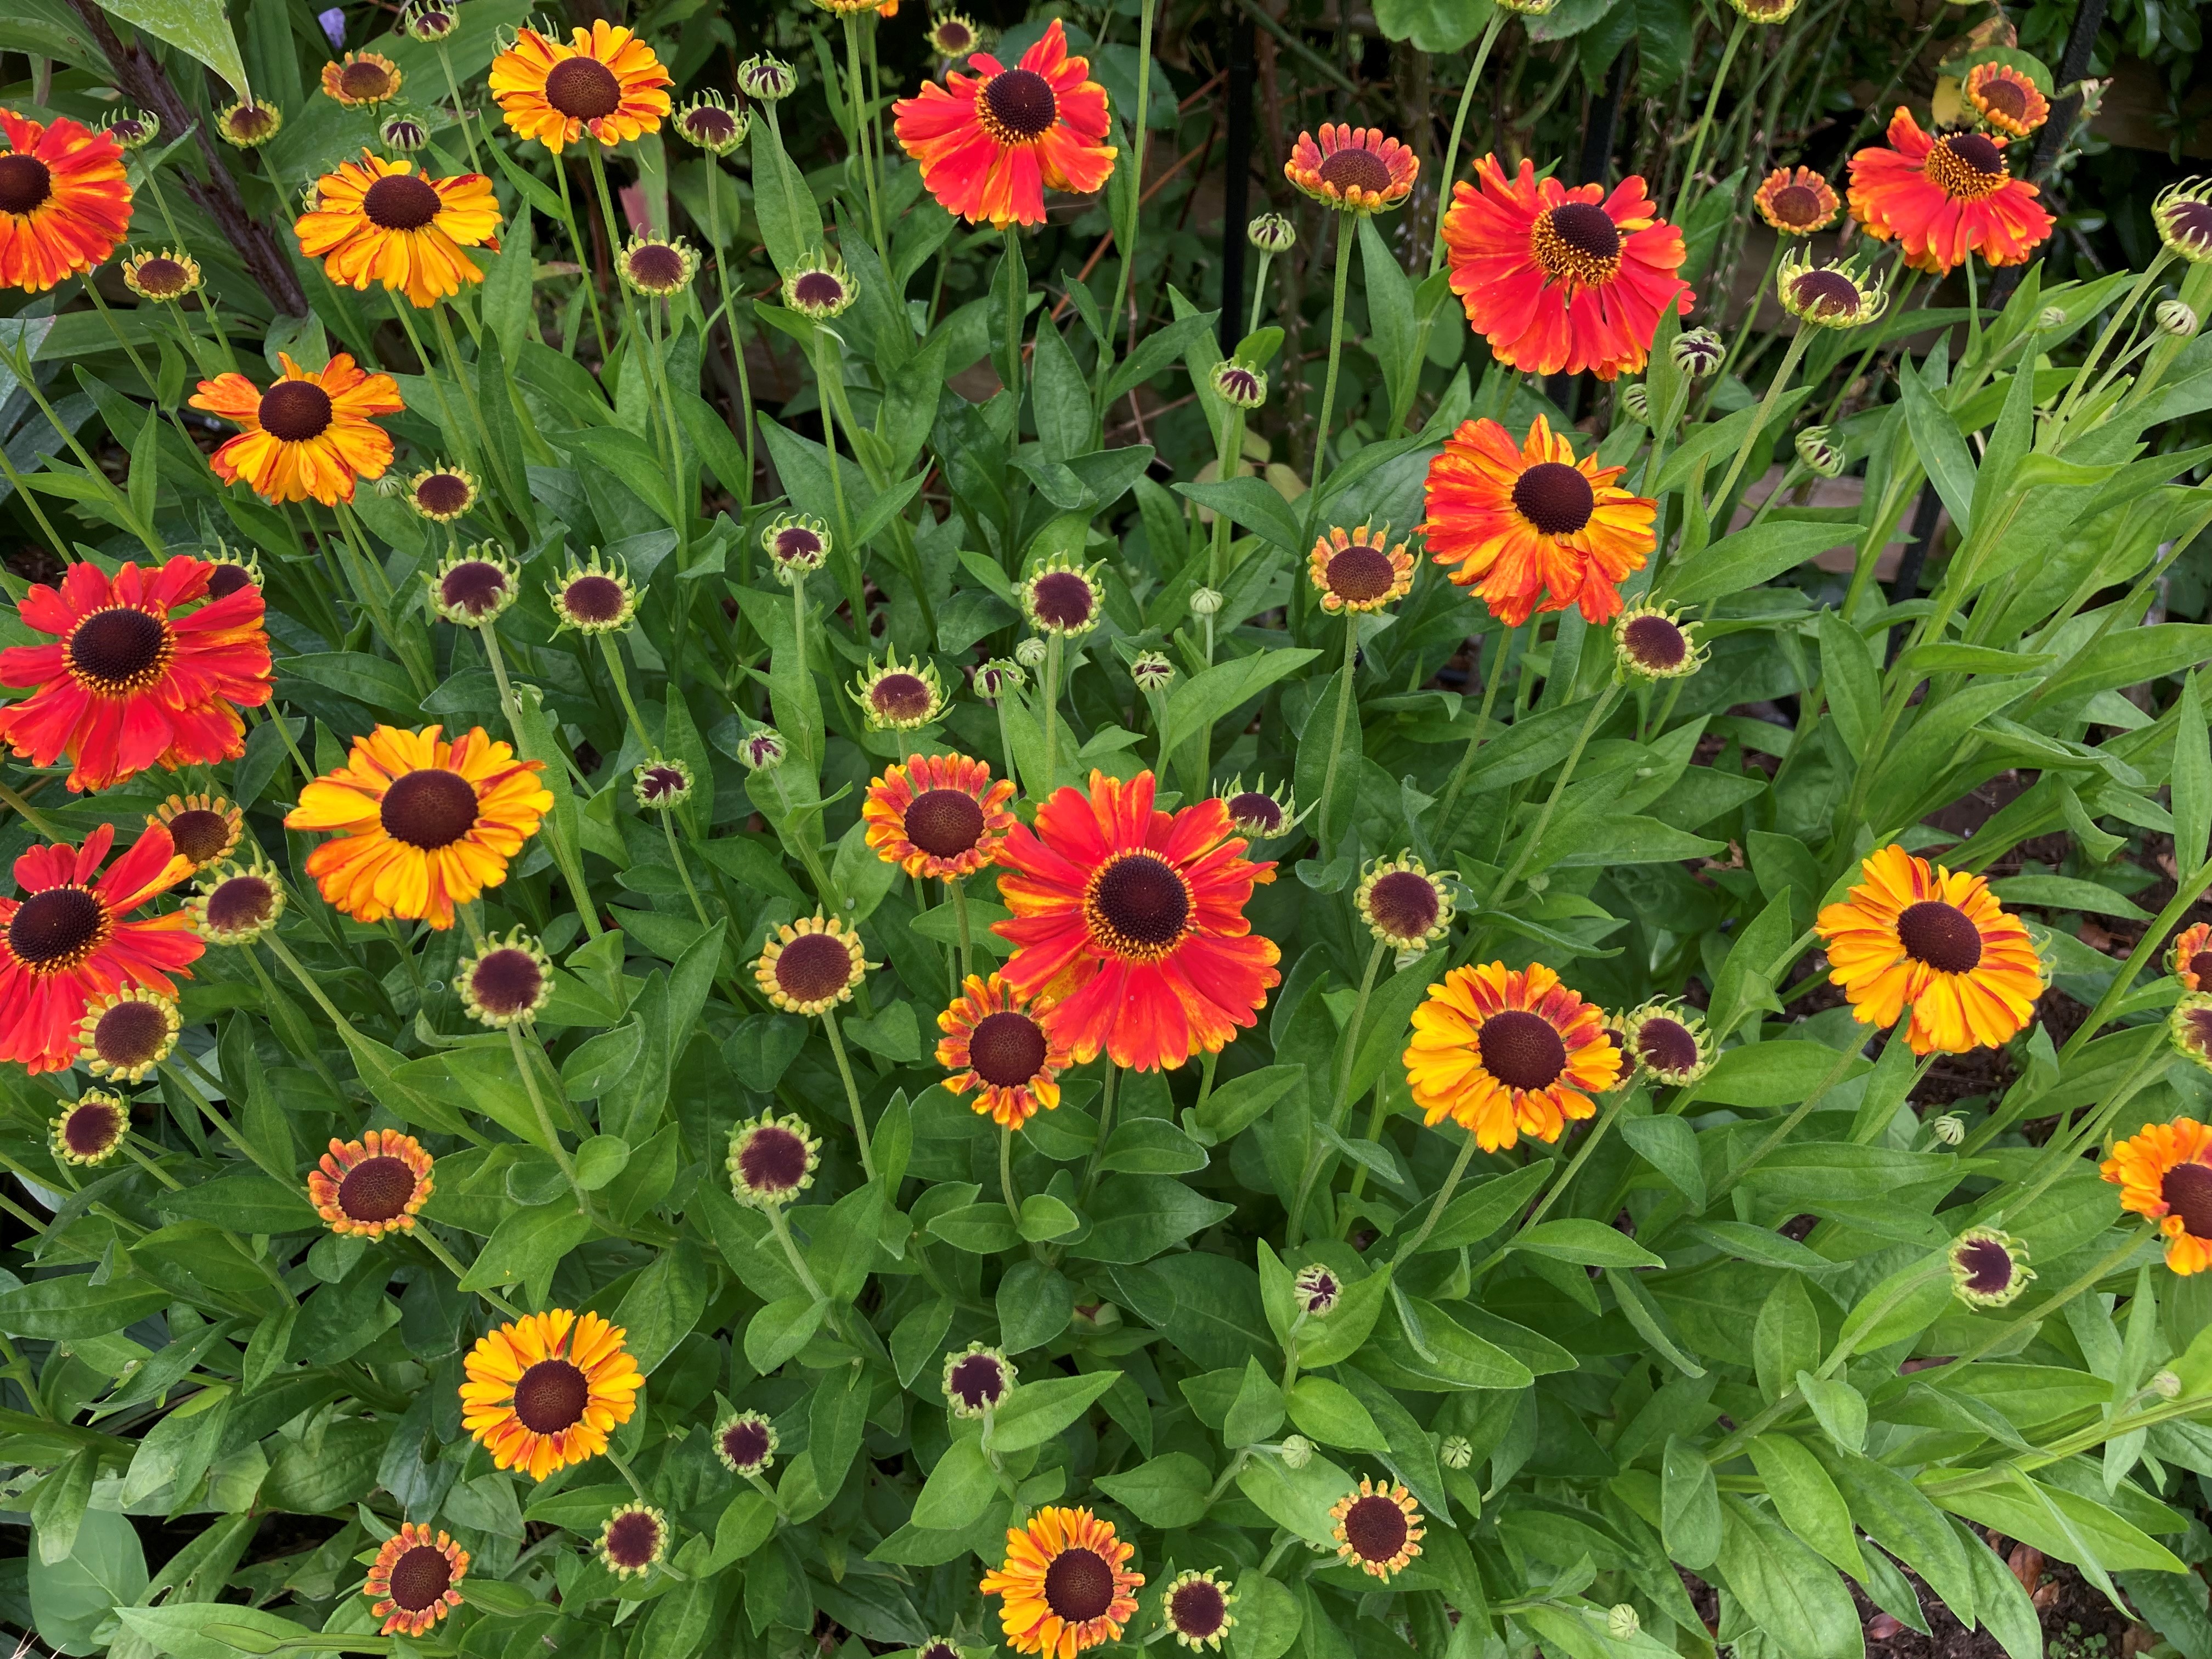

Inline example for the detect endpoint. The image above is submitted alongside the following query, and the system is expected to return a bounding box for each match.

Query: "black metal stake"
[1220,14,1257,349]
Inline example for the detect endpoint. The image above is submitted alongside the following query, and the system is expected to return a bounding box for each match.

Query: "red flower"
[1846,109,2052,275]
[0,109,132,292]
[0,822,200,1074]
[994,771,1280,1072]
[1441,156,1691,381]
[893,18,1116,228]
[0,556,273,792]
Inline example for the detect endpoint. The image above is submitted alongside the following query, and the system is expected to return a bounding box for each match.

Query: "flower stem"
[415,1224,522,1318]
[1672,15,1747,224]
[820,1009,878,1183]
[1488,682,1621,911]
[507,1023,584,1203]
[1285,938,1387,1247]
[435,42,484,172]
[702,162,756,509]
[552,156,610,363]
[1316,610,1361,856]
[1397,1133,1480,1261]
[1427,11,1506,275]
[1434,622,1519,844]
[951,876,973,982]
[1080,1064,1120,1205]
[597,633,657,755]
[0,777,62,839]
[999,1124,1020,1219]
[1702,324,1812,528]
[843,15,885,255]
[1042,631,1065,795]
[1304,218,1357,526]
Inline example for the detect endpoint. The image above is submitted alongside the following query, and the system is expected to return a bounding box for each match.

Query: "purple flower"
[318,8,346,48]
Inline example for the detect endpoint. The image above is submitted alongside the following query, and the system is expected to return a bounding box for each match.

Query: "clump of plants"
[5,3,2212,1659]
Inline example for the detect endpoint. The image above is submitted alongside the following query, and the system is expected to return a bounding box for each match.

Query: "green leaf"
[744,1293,825,1374]
[1754,1276,1820,1404]
[1663,522,1852,606]
[1358,216,1420,427]
[29,1446,96,1565]
[1096,1452,1213,1527]
[1510,1218,1662,1270]
[1662,1435,1721,1570]
[1193,1065,1303,1142]
[28,1504,146,1655]
[747,120,823,279]
[1064,1177,1235,1263]
[1017,1193,1082,1243]
[101,0,249,96]
[460,1205,592,1305]
[1291,1264,1390,1369]
[1160,648,1321,757]
[1374,0,1495,48]
[0,1276,170,1339]
[116,1604,313,1659]
[1224,1359,1288,1447]
[1286,1376,1388,1452]
[1618,1114,1705,1206]
[1899,356,1978,538]
[1417,1161,1553,1252]
[1818,608,1881,761]
[1748,1434,1865,1578]
[989,1372,1120,1453]
[281,650,421,714]
[997,1259,1074,1353]
[1174,476,1305,554]
[1798,1373,1869,1457]
[1235,1450,1355,1546]
[1715,1495,1863,1659]
[572,1134,631,1191]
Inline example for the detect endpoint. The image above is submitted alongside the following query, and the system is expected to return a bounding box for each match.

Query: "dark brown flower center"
[1635,1016,1699,1074]
[205,874,274,934]
[10,887,107,970]
[1946,131,2004,175]
[1299,1270,1339,1313]
[545,55,623,121]
[2190,951,2212,984]
[1511,461,1596,536]
[774,932,853,1002]
[1042,1546,1116,1622]
[92,999,169,1065]
[226,105,277,142]
[626,244,687,290]
[1954,1235,2016,1295]
[983,67,1058,140]
[969,1010,1048,1088]
[1030,571,1095,629]
[1171,1579,1227,1638]
[1340,1493,1409,1563]
[1217,366,1262,402]
[905,788,986,858]
[870,672,935,721]
[340,59,396,100]
[1317,145,1393,196]
[1088,852,1190,957]
[362,173,441,230]
[0,154,52,216]
[259,380,335,442]
[737,1123,811,1193]
[774,526,823,564]
[1791,269,1863,319]
[387,1544,453,1611]
[720,1418,772,1469]
[340,1154,419,1222]
[165,809,232,866]
[791,270,847,310]
[70,606,171,690]
[935,20,973,48]
[379,768,479,850]
[1537,201,1622,277]
[1325,543,1396,603]
[1479,1008,1568,1091]
[2165,199,2212,252]
[1769,184,1825,229]
[63,1099,122,1156]
[638,764,686,802]
[1978,77,2030,121]
[512,1357,590,1433]
[2165,1161,2212,1240]
[207,563,257,599]
[603,1509,662,1568]
[947,1351,1009,1408]
[439,560,508,618]
[562,573,627,624]
[131,256,190,296]
[920,1644,961,1659]
[681,106,739,144]
[469,947,544,1017]
[1623,613,1688,669]
[414,473,472,517]
[1930,132,2009,199]
[1367,870,1441,941]
[1895,900,1982,974]
[1228,792,1283,834]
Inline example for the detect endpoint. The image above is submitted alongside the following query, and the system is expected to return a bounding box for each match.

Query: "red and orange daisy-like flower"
[488,21,671,154]
[0,109,131,292]
[862,752,1018,880]
[994,770,1280,1072]
[308,1130,433,1240]
[2104,1118,2212,1276]
[1284,125,1418,215]
[1847,109,2053,275]
[936,972,1073,1130]
[295,152,502,309]
[1441,155,1691,381]
[1421,415,1656,626]
[1402,962,1621,1152]
[191,352,403,506]
[0,822,200,1075]
[2174,923,2212,992]
[1963,62,2050,138]
[980,1506,1144,1659]
[365,1523,467,1637]
[1752,165,1839,236]
[893,18,1116,228]
[0,555,273,792]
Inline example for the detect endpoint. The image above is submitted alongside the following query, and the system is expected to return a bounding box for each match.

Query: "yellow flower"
[460,1310,642,1480]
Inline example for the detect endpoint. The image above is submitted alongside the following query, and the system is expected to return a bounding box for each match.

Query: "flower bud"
[1014,636,1048,669]
[736,54,797,102]
[1440,1434,1473,1470]
[1189,586,1224,617]
[1607,1606,1640,1641]
[973,659,1025,701]
[739,728,786,771]
[1671,327,1724,377]
[2038,305,2069,331]
[1796,425,1846,478]
[1279,1435,1314,1470]
[1131,651,1175,693]
[379,114,428,152]
[1618,382,1650,422]
[1248,213,1296,253]
[2158,299,2200,338]
[1211,357,1268,409]
[1928,1112,1966,1146]
[2154,1369,2183,1400]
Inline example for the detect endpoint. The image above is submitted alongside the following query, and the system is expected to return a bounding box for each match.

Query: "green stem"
[999,1124,1020,1219]
[508,1023,584,1202]
[160,1059,291,1186]
[1702,325,1812,528]
[0,777,63,839]
[843,14,885,255]
[1475,1091,1630,1277]
[1042,631,1065,794]
[597,632,656,754]
[1672,16,1747,224]
[664,811,713,932]
[415,1226,522,1318]
[1316,611,1361,856]
[1488,683,1621,911]
[821,1009,878,1183]
[553,157,610,363]
[951,877,973,982]
[1285,939,1387,1247]
[435,41,484,172]
[763,1201,827,1301]
[1305,217,1357,521]
[1434,622,1518,842]
[1427,12,1506,275]
[1397,1133,1481,1261]
[1080,1065,1120,1205]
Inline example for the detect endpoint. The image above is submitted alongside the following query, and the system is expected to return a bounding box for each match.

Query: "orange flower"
[893,18,1115,228]
[1441,155,1691,380]
[994,771,1280,1072]
[191,352,403,506]
[2173,922,2212,992]
[295,152,501,309]
[365,1523,466,1637]
[1284,125,1418,215]
[308,1130,433,1239]
[1752,166,1839,235]
[2104,1119,2212,1276]
[1420,415,1655,626]
[1402,962,1621,1152]
[461,1310,642,1480]
[1307,523,1414,613]
[936,973,1073,1129]
[862,752,1017,879]
[321,52,402,107]
[0,109,131,292]
[489,21,671,154]
[1847,109,2052,275]
[980,1506,1144,1658]
[1964,63,2050,138]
